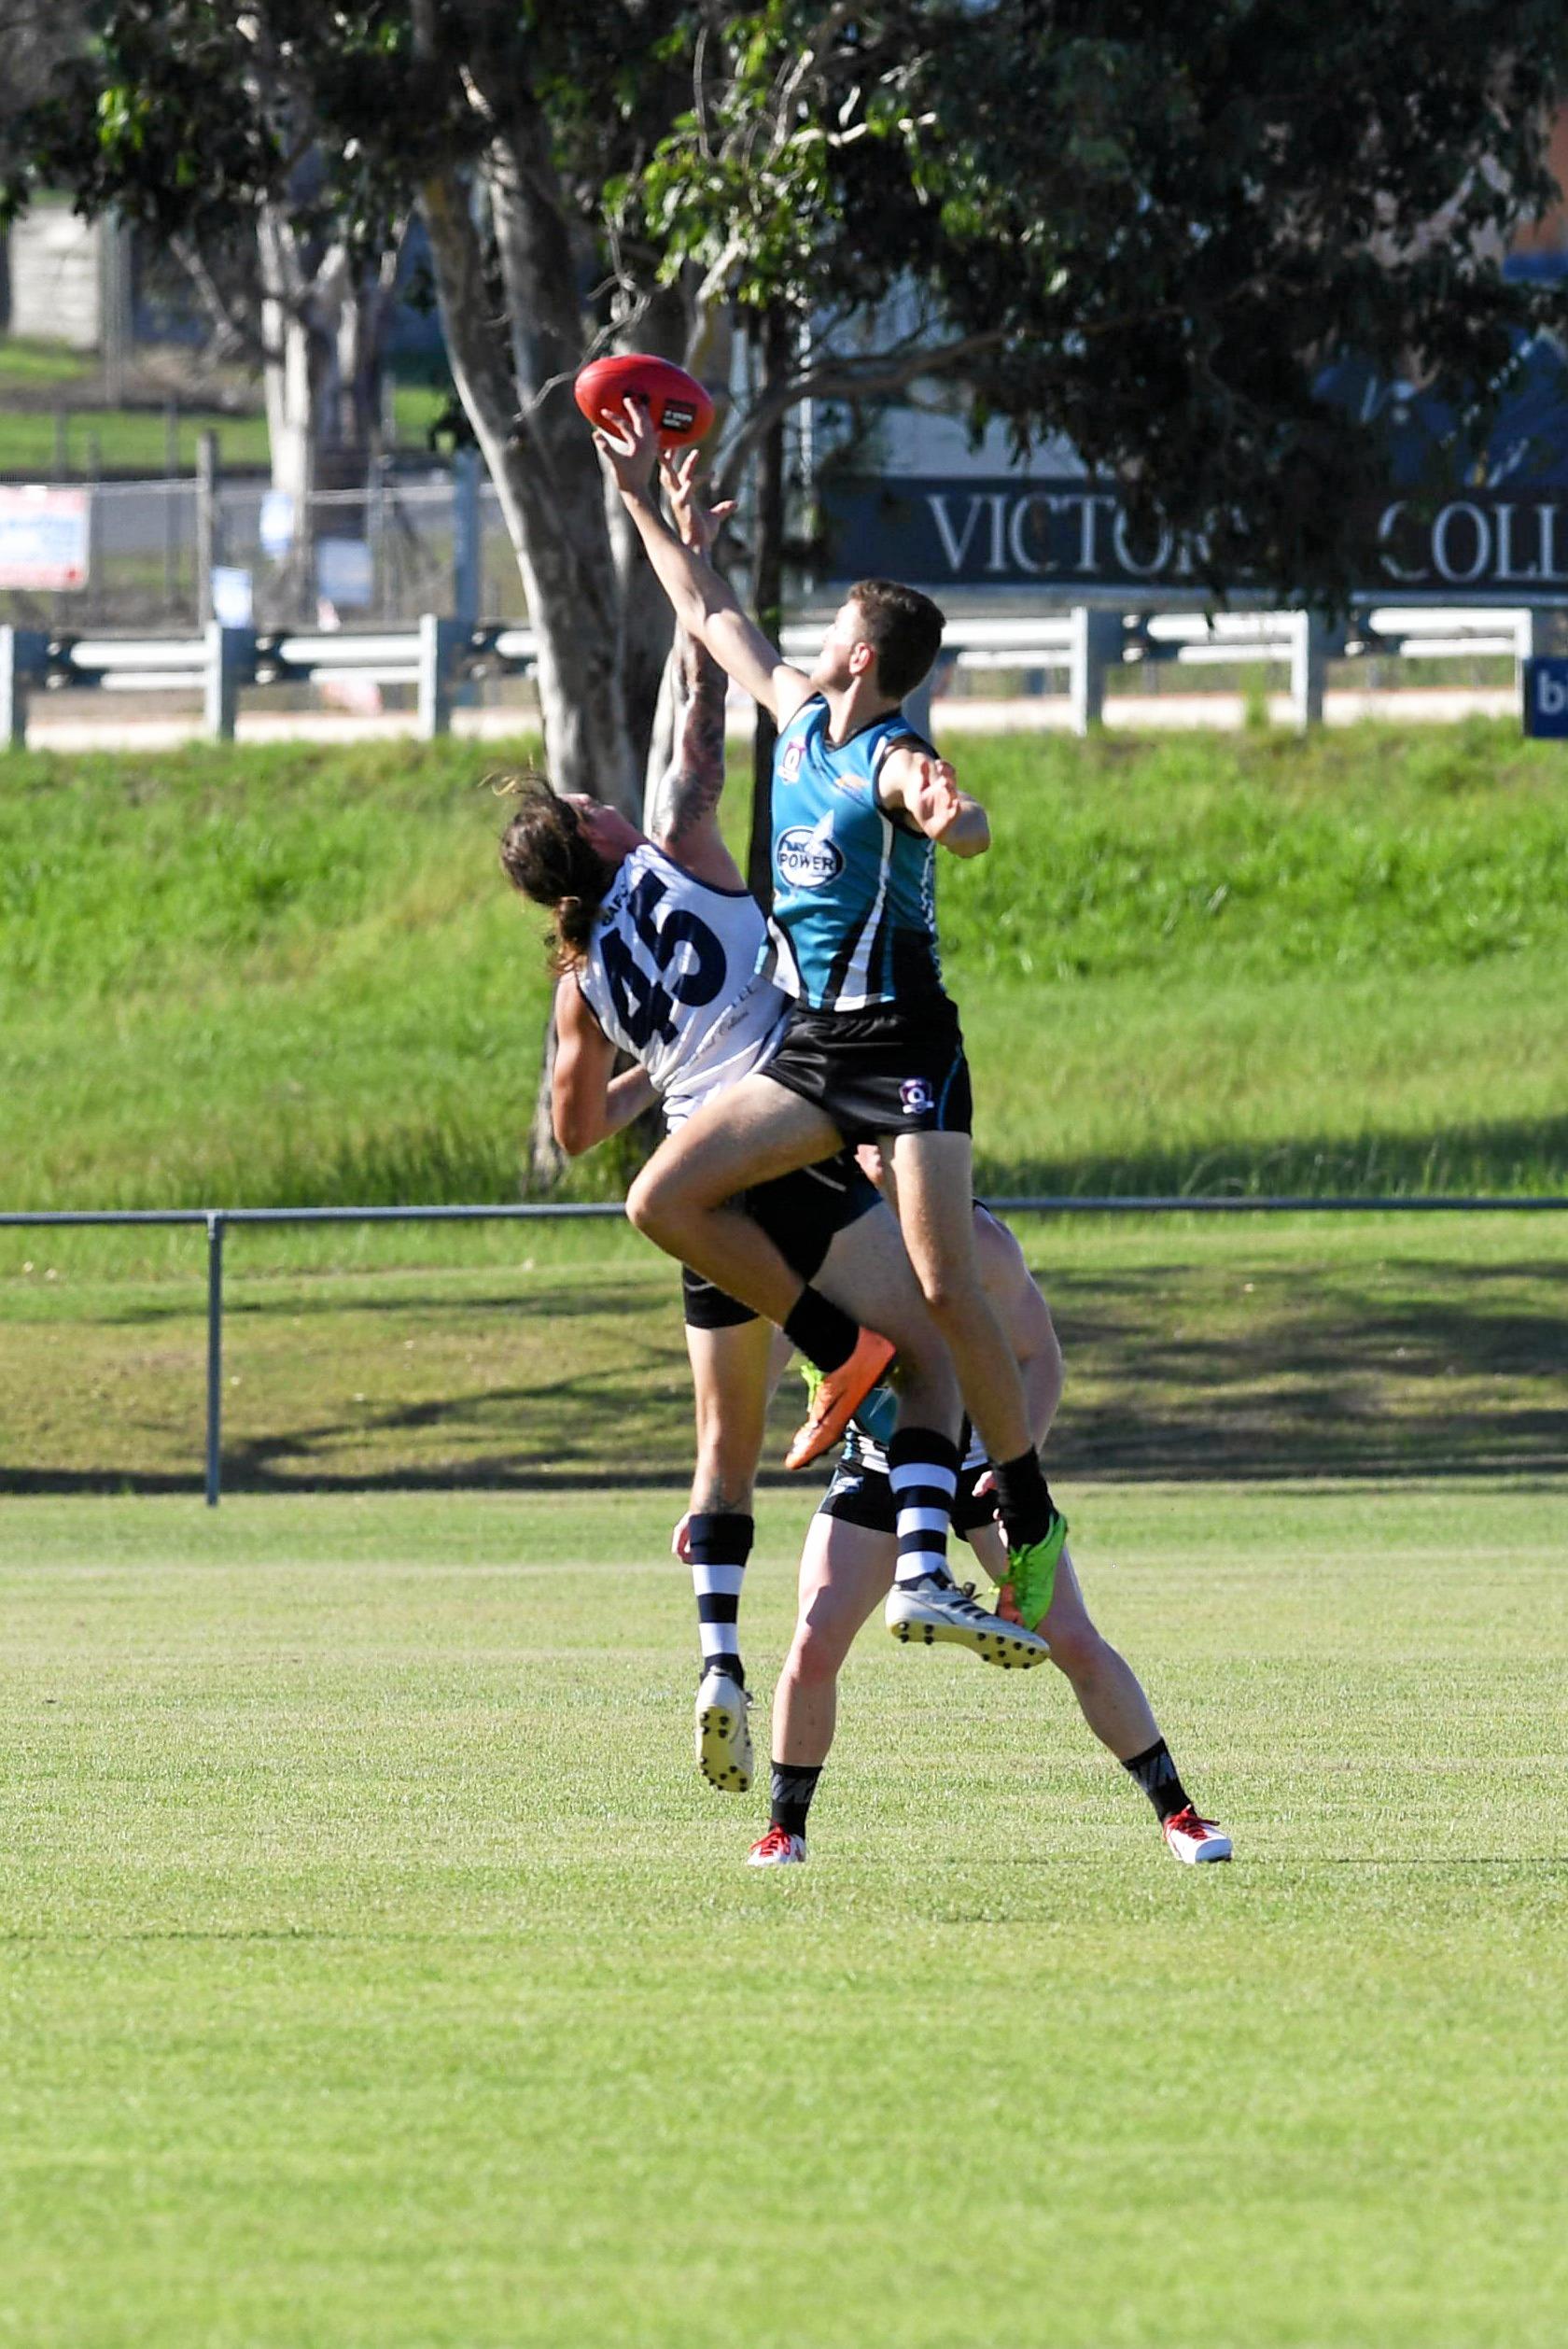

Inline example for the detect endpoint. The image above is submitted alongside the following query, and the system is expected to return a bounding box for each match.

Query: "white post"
[1516,608,1552,708]
[1287,611,1328,731]
[418,613,462,739]
[1,627,46,752]
[1070,606,1123,734]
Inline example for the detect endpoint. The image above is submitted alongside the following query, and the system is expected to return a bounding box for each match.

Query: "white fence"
[2,599,1557,750]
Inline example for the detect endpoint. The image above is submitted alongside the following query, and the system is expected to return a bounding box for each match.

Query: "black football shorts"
[680,1148,881,1330]
[761,996,973,1145]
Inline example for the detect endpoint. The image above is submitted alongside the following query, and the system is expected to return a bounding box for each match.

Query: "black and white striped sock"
[687,1510,752,1681]
[887,1428,959,1591]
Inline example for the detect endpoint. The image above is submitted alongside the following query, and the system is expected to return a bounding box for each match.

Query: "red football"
[573,353,715,448]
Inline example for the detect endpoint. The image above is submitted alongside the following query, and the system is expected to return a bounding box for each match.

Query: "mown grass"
[1,1481,1565,2348]
[3,1212,1562,1496]
[4,722,1566,1213]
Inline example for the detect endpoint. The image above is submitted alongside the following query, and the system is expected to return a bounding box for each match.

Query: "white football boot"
[886,1571,1051,1669]
[1163,1805,1233,1864]
[748,1823,808,1867]
[694,1664,753,1793]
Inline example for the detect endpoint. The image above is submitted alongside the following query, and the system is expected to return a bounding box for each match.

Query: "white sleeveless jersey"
[577,842,790,1130]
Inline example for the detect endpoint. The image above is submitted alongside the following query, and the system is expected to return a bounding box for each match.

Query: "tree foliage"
[6,2,1567,618]
[639,0,1568,593]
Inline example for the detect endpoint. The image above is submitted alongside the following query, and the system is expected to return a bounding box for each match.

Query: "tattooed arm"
[644,456,747,890]
[646,626,743,887]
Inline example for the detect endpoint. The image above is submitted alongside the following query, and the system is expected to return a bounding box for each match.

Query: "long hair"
[496,774,614,972]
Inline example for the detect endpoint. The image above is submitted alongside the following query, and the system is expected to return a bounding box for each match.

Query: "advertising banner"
[0,485,91,590]
[820,475,1568,598]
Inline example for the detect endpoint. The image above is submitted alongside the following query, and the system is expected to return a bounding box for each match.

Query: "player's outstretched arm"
[595,401,812,725]
[551,973,659,1157]
[879,748,990,859]
[645,460,746,891]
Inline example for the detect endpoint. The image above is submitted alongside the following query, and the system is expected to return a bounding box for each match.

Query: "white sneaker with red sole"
[748,1822,808,1867]
[1163,1804,1233,1864]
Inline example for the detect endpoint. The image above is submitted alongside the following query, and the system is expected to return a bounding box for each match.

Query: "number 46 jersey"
[577,841,790,1132]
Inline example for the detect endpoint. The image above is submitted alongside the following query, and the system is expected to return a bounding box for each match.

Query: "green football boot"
[1002,1504,1069,1633]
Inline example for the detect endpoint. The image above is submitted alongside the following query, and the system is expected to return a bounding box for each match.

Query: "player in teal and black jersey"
[596,401,1070,1664]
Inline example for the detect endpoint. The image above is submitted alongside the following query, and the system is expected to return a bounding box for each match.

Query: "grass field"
[2,1480,1565,2348]
[4,724,1567,1214]
[3,1210,1564,1493]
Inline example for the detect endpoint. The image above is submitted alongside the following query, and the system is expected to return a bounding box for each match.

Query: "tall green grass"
[3,723,1565,1209]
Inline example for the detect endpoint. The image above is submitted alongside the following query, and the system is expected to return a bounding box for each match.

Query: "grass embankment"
[0,333,449,473]
[5,720,1567,1214]
[2,1483,1566,2347]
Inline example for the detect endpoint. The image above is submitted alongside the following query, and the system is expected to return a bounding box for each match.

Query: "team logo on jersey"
[779,739,805,780]
[777,824,845,888]
[900,1077,934,1117]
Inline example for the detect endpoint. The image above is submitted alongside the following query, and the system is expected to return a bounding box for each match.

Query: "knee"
[788,1624,844,1691]
[626,1160,675,1243]
[917,1266,978,1331]
[1047,1621,1108,1683]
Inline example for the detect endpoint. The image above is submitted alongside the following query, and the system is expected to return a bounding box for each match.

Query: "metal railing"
[7,599,1555,749]
[4,1193,1565,1506]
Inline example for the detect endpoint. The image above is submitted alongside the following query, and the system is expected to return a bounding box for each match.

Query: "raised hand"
[662,446,735,556]
[592,396,660,496]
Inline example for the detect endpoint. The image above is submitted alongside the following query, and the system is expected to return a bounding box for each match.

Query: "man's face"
[809,598,875,692]
[562,793,640,865]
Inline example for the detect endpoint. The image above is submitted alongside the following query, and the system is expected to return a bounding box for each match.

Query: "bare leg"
[812,1200,960,1438]
[684,1316,775,1514]
[966,1524,1160,1759]
[773,1512,894,1767]
[881,1129,1032,1464]
[627,1074,844,1324]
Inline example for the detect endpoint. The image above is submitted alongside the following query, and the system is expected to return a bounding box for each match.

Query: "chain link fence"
[0,462,526,633]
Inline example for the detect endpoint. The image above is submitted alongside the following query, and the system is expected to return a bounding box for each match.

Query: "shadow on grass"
[4,1209,1564,1495]
[977,1108,1568,1199]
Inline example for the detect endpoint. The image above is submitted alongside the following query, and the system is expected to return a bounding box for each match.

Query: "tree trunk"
[256,206,317,617]
[417,156,639,816]
[747,305,791,907]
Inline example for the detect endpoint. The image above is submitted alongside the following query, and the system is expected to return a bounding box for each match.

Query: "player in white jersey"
[746,1188,1232,1870]
[498,499,1044,1795]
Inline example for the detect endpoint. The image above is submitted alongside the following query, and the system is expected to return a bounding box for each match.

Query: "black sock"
[688,1511,752,1682]
[782,1286,859,1376]
[1122,1737,1191,1824]
[990,1449,1058,1549]
[770,1761,821,1837]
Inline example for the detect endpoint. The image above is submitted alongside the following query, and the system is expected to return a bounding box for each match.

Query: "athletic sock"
[770,1761,821,1837]
[1122,1737,1192,1824]
[688,1510,752,1683]
[782,1285,860,1376]
[990,1447,1059,1550]
[888,1427,960,1590]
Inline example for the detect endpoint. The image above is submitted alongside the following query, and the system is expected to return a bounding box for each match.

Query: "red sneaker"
[1163,1804,1233,1864]
[782,1328,895,1470]
[748,1822,808,1868]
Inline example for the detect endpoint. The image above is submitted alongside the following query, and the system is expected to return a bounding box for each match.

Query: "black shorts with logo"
[680,1149,881,1330]
[762,995,973,1145]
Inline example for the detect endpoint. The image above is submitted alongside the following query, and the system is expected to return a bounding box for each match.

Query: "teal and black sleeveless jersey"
[767,696,944,1012]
